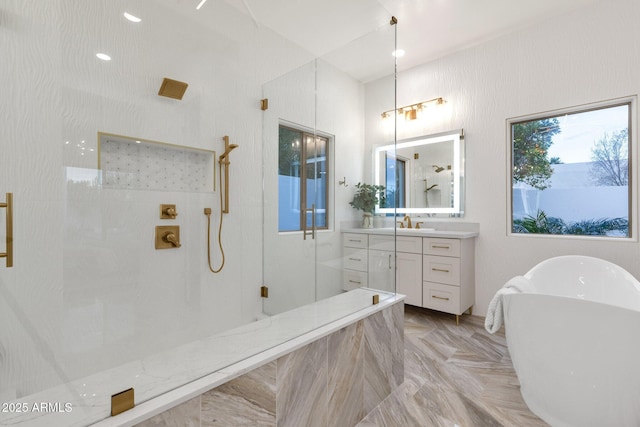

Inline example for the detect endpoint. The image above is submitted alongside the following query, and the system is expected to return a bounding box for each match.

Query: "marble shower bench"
[95,289,405,427]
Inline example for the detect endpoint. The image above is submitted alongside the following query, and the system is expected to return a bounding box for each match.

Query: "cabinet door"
[396,252,422,306]
[368,249,395,293]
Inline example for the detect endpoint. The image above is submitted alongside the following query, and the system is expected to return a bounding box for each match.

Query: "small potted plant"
[349,182,385,228]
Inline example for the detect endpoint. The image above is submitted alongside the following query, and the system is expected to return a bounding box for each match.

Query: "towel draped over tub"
[485,275,533,333]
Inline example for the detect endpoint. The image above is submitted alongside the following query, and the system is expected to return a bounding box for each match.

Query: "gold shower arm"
[0,193,13,267]
[218,135,238,214]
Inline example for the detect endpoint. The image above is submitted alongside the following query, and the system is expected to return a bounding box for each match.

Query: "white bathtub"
[502,255,640,427]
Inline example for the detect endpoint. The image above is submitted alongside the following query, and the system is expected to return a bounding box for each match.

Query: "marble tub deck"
[357,305,549,427]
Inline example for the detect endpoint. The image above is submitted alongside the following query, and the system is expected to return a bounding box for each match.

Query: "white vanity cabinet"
[342,229,476,322]
[342,233,368,291]
[422,237,475,321]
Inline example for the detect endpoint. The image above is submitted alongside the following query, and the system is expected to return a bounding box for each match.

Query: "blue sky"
[547,104,629,163]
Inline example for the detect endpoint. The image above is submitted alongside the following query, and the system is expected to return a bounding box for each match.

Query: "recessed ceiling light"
[196,0,208,10]
[96,53,111,61]
[392,49,405,58]
[124,12,142,23]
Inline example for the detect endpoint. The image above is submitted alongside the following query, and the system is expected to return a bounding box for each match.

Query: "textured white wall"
[366,0,640,316]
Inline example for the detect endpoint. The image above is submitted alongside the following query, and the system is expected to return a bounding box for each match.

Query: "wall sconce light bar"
[381,97,446,120]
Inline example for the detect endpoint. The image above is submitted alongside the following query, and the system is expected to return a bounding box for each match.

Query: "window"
[384,154,406,208]
[278,124,330,232]
[508,98,635,238]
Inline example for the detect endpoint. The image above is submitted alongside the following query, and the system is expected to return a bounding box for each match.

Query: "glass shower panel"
[315,19,398,301]
[263,13,398,314]
[262,60,319,315]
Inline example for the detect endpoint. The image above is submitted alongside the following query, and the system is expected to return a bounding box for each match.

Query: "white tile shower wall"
[364,0,640,317]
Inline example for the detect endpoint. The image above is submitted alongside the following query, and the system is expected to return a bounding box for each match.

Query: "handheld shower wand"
[219,136,238,213]
[205,135,239,273]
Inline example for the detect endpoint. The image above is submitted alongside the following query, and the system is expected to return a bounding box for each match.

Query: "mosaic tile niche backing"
[99,137,215,192]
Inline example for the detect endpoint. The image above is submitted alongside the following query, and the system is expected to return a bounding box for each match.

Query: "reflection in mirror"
[375,129,464,215]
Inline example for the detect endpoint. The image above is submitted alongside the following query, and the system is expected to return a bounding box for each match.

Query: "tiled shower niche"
[98,133,216,192]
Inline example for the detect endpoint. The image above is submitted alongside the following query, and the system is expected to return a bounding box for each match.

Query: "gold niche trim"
[111,388,134,416]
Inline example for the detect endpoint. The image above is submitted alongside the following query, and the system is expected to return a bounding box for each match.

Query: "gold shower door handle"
[0,193,13,267]
[302,204,315,240]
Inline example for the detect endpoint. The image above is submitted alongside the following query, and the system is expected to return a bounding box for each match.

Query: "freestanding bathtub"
[502,255,640,427]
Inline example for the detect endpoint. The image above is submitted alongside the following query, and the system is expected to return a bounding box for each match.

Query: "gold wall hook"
[0,193,13,267]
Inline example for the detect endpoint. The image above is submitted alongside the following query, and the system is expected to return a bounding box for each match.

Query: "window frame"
[506,96,637,241]
[278,123,331,233]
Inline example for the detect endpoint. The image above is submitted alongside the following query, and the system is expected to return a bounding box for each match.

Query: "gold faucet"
[403,215,412,229]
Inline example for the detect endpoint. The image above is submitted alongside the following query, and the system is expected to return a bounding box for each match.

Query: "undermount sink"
[377,227,436,232]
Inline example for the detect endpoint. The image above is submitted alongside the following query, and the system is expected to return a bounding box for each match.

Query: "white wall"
[365,0,640,316]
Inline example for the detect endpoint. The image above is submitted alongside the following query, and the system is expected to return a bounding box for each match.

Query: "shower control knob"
[163,232,181,248]
[160,204,178,219]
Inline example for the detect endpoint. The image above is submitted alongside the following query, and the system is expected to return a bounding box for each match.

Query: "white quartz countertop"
[342,227,478,239]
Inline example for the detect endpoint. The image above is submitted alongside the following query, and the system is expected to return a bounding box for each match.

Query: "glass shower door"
[262,60,319,315]
[262,15,398,315]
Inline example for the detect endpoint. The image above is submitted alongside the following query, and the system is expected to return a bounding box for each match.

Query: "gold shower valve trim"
[160,204,178,219]
[155,226,181,249]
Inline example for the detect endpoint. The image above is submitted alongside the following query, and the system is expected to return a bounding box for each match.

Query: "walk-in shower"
[0,1,398,425]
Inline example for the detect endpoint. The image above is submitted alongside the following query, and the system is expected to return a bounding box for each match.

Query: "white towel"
[484,275,533,334]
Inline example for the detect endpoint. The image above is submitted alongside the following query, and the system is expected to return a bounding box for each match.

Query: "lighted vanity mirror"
[374,129,464,215]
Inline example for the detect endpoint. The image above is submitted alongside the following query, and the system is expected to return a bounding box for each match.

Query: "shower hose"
[205,164,225,273]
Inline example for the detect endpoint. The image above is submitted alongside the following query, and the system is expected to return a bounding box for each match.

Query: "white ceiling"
[220,0,603,82]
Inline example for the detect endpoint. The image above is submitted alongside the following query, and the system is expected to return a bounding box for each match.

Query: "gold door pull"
[0,193,13,268]
[432,245,450,250]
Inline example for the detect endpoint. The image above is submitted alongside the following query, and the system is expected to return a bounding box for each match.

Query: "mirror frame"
[374,129,464,215]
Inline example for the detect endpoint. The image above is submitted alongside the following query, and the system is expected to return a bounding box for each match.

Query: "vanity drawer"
[396,236,422,254]
[368,234,395,251]
[423,238,461,257]
[343,233,368,249]
[343,269,368,290]
[423,255,460,285]
[343,247,367,271]
[423,282,460,314]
